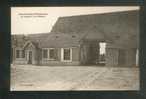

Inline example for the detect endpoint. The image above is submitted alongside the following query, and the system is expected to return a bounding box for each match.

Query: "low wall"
[13,58,28,65]
[41,60,80,66]
[13,58,38,65]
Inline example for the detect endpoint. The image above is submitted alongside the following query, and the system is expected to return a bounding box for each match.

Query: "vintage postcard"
[11,6,140,91]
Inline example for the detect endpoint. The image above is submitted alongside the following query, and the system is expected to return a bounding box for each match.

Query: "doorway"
[80,41,106,65]
[99,42,106,65]
[118,49,126,66]
[28,51,33,64]
[88,42,99,65]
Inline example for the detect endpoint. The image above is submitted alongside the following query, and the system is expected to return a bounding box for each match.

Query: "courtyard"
[11,65,139,91]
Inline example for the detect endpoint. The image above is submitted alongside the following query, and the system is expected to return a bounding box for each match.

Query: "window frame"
[15,48,25,59]
[61,48,72,62]
[42,48,57,60]
[48,48,57,60]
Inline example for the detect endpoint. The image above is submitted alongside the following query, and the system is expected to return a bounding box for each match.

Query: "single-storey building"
[11,10,139,66]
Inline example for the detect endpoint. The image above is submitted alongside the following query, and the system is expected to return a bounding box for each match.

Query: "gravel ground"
[10,65,139,91]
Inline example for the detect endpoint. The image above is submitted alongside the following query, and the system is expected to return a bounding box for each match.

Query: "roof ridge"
[58,10,138,19]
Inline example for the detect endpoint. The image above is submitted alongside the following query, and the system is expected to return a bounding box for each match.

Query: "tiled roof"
[39,32,82,48]
[11,35,28,48]
[51,10,139,48]
[12,10,139,49]
[12,32,83,48]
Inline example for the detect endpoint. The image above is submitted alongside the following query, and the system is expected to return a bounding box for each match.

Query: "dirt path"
[10,65,139,91]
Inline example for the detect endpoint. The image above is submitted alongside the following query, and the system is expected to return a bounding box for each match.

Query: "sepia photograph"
[11,6,140,91]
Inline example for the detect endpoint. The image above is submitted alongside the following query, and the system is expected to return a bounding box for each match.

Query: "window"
[16,50,20,58]
[61,48,72,62]
[42,48,58,60]
[64,49,70,60]
[16,49,25,58]
[43,49,48,58]
[49,49,57,60]
[72,35,76,38]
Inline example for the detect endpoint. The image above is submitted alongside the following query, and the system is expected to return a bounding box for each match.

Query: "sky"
[11,6,139,35]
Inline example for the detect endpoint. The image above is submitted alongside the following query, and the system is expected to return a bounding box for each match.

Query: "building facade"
[11,10,139,66]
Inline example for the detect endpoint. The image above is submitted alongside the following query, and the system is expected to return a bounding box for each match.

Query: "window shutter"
[43,49,48,58]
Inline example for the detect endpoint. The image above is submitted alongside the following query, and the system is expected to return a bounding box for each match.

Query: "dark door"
[28,51,32,64]
[118,50,126,66]
[89,42,99,65]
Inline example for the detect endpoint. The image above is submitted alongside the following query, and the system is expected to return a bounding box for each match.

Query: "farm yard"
[11,65,139,91]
